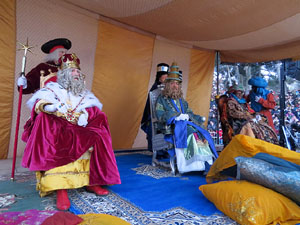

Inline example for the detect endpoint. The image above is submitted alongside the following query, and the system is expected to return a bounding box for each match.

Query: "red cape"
[22,106,121,185]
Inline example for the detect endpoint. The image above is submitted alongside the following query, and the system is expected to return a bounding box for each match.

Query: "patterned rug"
[69,152,237,225]
[0,152,237,224]
[0,171,56,212]
[69,189,236,225]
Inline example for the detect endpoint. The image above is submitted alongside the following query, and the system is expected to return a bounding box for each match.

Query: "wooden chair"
[40,69,57,88]
[149,87,208,174]
[149,87,176,174]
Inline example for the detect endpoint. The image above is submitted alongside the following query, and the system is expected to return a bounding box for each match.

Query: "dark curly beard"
[162,83,183,99]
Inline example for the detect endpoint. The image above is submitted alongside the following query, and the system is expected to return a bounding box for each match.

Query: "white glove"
[256,114,262,121]
[78,113,88,127]
[255,96,261,102]
[182,114,189,121]
[17,76,27,89]
[55,102,68,114]
[175,114,184,121]
[175,113,189,121]
[44,104,57,112]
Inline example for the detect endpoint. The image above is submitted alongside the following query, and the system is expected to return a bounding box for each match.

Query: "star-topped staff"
[17,38,34,75]
[11,39,34,181]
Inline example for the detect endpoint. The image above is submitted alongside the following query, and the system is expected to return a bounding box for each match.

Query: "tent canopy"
[1,0,299,159]
[64,0,300,63]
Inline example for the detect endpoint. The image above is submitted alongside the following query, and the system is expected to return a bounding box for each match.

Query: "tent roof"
[64,0,300,63]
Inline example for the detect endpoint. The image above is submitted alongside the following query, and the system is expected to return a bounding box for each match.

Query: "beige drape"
[93,21,154,149]
[0,0,15,159]
[186,49,215,126]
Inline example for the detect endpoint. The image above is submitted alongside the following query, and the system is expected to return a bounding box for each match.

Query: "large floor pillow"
[206,134,300,183]
[78,214,130,225]
[199,180,300,225]
[235,155,300,205]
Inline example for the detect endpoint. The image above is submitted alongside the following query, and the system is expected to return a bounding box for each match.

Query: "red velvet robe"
[256,92,276,132]
[22,61,58,94]
[22,106,121,186]
[246,92,276,132]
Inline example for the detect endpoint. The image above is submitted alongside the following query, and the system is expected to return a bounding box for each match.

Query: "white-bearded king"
[21,53,121,211]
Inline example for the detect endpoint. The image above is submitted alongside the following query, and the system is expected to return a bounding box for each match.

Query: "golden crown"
[166,62,182,82]
[59,53,80,70]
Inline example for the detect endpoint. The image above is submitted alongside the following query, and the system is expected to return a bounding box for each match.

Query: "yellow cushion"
[206,134,300,183]
[199,180,300,225]
[78,213,131,225]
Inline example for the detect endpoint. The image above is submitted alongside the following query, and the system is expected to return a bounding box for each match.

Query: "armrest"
[154,121,174,135]
[196,116,206,128]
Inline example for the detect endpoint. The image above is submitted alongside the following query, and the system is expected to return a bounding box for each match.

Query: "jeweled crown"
[166,62,182,82]
[59,53,80,70]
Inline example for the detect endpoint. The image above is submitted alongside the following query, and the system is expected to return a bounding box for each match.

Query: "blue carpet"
[68,152,236,224]
[110,153,218,215]
[0,153,235,224]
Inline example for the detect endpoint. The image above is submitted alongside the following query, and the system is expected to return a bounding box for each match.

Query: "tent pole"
[216,51,220,145]
[279,60,286,147]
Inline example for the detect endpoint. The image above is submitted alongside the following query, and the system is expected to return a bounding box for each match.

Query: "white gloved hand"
[251,118,257,123]
[78,113,88,127]
[255,96,261,102]
[17,76,27,89]
[182,114,189,121]
[256,114,262,121]
[175,113,189,121]
[175,114,184,121]
[55,102,68,114]
[44,104,57,113]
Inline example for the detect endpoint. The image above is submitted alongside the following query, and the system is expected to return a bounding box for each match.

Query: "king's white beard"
[58,72,86,96]
[68,78,85,96]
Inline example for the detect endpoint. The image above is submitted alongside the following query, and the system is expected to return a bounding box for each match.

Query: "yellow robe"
[36,151,91,197]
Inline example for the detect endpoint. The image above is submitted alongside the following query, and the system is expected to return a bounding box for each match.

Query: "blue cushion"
[254,152,300,170]
[235,156,300,205]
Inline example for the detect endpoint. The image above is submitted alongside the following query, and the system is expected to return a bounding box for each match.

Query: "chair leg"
[170,155,176,175]
[152,150,157,166]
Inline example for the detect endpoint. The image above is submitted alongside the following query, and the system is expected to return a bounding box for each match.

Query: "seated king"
[21,53,121,210]
[155,62,218,174]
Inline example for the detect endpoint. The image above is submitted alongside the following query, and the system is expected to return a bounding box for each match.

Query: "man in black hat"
[17,38,72,94]
[141,63,169,155]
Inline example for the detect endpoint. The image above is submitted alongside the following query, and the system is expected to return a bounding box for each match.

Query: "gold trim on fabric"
[35,100,54,114]
[56,110,82,124]
[36,151,91,197]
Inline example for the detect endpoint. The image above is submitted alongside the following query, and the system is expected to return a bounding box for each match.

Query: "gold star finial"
[17,38,34,55]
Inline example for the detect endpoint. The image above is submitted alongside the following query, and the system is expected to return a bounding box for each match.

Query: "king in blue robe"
[155,62,218,173]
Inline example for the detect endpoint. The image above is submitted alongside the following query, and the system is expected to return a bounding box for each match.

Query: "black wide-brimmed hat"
[41,38,72,54]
